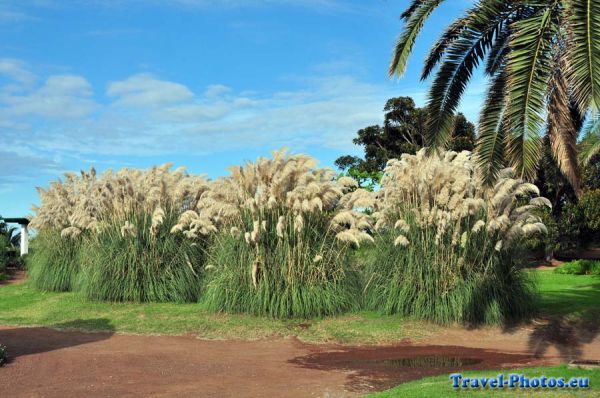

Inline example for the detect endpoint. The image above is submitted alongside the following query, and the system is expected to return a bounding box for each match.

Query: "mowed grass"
[534,269,600,320]
[367,365,600,397]
[0,269,597,345]
[0,282,435,344]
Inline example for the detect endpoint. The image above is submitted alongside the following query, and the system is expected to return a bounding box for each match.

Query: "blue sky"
[0,0,484,217]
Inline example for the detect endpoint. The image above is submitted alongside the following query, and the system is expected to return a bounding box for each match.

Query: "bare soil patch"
[0,269,27,286]
[0,325,568,397]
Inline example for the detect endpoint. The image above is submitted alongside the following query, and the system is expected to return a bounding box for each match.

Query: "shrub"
[177,150,371,318]
[556,202,585,254]
[554,260,600,275]
[363,149,543,325]
[579,189,600,232]
[27,231,83,291]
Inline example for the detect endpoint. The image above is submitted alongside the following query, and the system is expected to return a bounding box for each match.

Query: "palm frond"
[547,60,581,194]
[505,6,559,180]
[401,0,425,21]
[485,26,510,75]
[476,70,509,186]
[389,0,445,78]
[579,115,600,163]
[426,2,506,148]
[566,0,600,113]
[421,15,469,81]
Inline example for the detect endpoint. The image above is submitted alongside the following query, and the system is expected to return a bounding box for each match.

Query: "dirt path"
[0,269,27,286]
[1,324,581,398]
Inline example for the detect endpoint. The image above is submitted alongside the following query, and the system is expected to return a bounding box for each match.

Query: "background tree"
[390,0,600,192]
[335,96,475,188]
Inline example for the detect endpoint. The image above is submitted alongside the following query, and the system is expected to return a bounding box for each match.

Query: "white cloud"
[204,84,231,98]
[0,59,441,185]
[107,73,194,107]
[1,74,96,119]
[0,59,36,85]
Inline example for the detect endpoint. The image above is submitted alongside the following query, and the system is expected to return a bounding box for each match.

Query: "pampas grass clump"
[78,209,205,302]
[29,164,212,302]
[173,149,371,318]
[364,149,546,325]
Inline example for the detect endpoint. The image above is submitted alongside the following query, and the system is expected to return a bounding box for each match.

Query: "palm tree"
[389,0,600,192]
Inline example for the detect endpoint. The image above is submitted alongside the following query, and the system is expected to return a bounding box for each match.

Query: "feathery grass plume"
[363,148,545,325]
[195,148,365,318]
[29,164,212,301]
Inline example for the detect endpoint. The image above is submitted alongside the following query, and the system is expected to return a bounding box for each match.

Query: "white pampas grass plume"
[150,207,165,237]
[335,230,360,247]
[337,176,358,192]
[394,235,410,247]
[170,224,184,234]
[183,230,198,239]
[522,222,548,235]
[530,197,552,209]
[151,207,165,226]
[394,219,410,233]
[471,220,485,233]
[331,211,356,230]
[230,226,240,238]
[60,226,81,238]
[313,254,323,263]
[120,221,137,238]
[495,240,503,251]
[294,214,304,232]
[276,216,286,238]
[335,229,372,247]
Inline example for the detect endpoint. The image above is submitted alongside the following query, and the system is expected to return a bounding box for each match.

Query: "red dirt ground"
[3,261,600,397]
[0,269,27,286]
[2,324,585,398]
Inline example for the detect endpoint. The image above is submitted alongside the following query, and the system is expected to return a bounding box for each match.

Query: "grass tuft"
[27,231,83,292]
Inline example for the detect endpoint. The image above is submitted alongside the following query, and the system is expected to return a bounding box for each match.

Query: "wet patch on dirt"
[290,344,550,393]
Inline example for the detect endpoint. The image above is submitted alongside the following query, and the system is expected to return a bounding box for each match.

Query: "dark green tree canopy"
[335,96,475,189]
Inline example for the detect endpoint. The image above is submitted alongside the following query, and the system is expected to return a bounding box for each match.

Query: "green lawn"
[0,269,598,343]
[0,282,435,344]
[534,270,600,320]
[367,365,600,397]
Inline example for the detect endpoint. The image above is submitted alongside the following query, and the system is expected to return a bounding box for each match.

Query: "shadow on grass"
[0,318,115,364]
[525,283,600,361]
[456,270,600,362]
